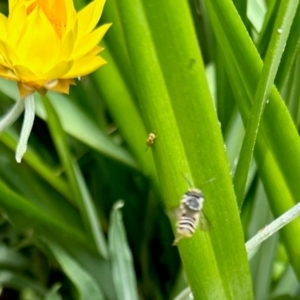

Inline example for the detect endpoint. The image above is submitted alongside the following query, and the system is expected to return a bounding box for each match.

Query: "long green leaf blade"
[45,240,104,300]
[204,0,300,280]
[0,179,88,247]
[233,0,299,206]
[42,96,108,259]
[108,201,139,300]
[113,0,253,298]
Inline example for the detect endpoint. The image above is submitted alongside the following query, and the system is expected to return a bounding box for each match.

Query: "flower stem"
[16,94,35,163]
[0,99,25,133]
[246,202,300,259]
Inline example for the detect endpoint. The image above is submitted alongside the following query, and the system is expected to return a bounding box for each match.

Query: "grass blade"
[114,0,253,297]
[42,96,108,259]
[45,240,104,300]
[108,201,139,300]
[233,0,299,206]
[204,0,300,280]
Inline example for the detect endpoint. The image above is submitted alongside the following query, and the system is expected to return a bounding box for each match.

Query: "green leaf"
[0,130,70,199]
[91,47,159,188]
[248,183,278,299]
[45,240,104,300]
[284,53,300,125]
[108,201,139,300]
[204,0,300,280]
[0,178,89,248]
[112,0,253,298]
[0,270,46,295]
[233,0,299,206]
[42,96,108,259]
[44,284,62,300]
[276,8,300,89]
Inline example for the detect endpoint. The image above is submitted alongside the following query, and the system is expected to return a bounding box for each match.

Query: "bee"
[173,188,208,245]
[145,132,156,151]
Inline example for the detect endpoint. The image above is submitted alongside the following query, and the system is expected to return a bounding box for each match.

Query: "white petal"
[15,94,35,163]
[0,99,25,133]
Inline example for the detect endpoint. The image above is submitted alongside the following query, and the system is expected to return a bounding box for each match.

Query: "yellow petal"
[60,27,76,60]
[44,60,74,79]
[7,1,28,47]
[77,0,106,37]
[64,0,77,33]
[73,23,111,59]
[63,56,106,78]
[85,46,103,57]
[17,81,37,98]
[0,65,18,81]
[0,42,12,69]
[0,40,21,71]
[48,78,75,94]
[16,7,60,73]
[9,0,20,14]
[13,64,39,81]
[0,14,7,40]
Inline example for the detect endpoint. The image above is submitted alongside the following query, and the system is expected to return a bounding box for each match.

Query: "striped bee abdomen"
[177,216,197,236]
[173,188,204,245]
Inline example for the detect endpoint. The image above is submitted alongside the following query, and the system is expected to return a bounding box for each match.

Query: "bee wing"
[199,212,211,231]
[167,206,182,220]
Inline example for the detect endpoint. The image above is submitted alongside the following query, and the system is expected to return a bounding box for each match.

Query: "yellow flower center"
[26,0,67,38]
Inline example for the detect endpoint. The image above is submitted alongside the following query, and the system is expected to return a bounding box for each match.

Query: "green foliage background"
[0,0,299,299]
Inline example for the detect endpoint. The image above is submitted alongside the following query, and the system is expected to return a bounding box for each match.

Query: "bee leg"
[172,235,183,246]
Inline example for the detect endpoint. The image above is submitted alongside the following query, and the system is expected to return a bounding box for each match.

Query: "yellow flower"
[0,0,110,163]
[0,0,110,98]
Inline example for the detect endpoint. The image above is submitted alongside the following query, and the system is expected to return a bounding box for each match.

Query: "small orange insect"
[145,132,156,151]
